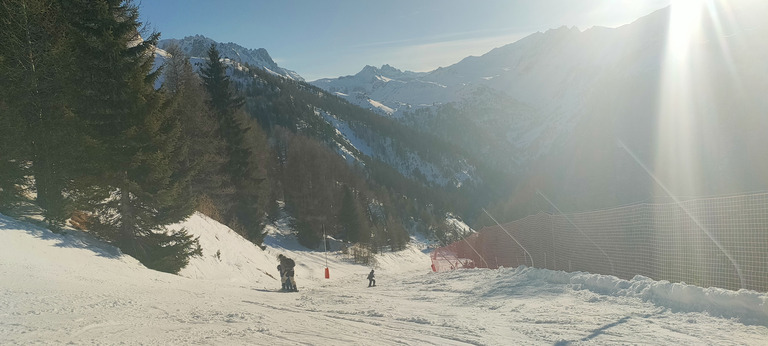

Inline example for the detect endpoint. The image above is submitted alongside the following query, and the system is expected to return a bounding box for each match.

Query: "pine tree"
[386,214,408,251]
[161,44,229,219]
[200,44,249,180]
[0,0,77,228]
[232,114,271,243]
[200,44,244,120]
[200,43,269,245]
[62,0,200,273]
[0,0,33,209]
[338,186,368,243]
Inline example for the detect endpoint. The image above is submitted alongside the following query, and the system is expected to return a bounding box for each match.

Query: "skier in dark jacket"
[367,269,376,287]
[279,254,297,291]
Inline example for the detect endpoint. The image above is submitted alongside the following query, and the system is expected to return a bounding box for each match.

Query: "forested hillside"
[0,0,481,275]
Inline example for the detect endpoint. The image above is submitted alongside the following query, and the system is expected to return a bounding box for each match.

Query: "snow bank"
[493,266,768,326]
[0,213,143,277]
[170,212,276,285]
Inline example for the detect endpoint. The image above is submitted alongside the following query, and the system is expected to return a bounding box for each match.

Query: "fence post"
[550,213,556,271]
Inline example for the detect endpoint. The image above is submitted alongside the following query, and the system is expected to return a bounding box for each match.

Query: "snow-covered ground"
[1,212,766,345]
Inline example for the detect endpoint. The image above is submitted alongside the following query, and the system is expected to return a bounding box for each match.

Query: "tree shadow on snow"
[0,213,122,259]
[554,312,659,345]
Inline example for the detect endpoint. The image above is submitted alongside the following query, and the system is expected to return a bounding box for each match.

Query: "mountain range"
[158,35,303,81]
[155,2,768,222]
[310,4,768,218]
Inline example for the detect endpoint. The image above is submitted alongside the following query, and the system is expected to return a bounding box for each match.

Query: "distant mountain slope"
[310,24,618,174]
[235,66,485,193]
[150,2,768,224]
[312,64,433,116]
[313,3,768,221]
[158,35,303,81]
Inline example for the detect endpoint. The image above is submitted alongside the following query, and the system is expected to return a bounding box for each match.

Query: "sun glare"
[667,0,704,61]
[654,0,708,196]
[650,0,747,288]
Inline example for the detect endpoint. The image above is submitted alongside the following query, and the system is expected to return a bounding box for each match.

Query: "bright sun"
[667,0,705,61]
[653,0,713,197]
[648,0,747,288]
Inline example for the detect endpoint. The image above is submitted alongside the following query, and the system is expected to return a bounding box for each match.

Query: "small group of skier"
[276,254,378,291]
[277,254,297,292]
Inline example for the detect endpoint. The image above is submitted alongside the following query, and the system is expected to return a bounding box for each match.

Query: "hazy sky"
[138,0,671,81]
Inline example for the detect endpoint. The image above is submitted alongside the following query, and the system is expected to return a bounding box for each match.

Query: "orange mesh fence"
[431,192,768,292]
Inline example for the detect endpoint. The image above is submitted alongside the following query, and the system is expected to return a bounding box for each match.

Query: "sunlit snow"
[367,99,395,115]
[2,211,766,345]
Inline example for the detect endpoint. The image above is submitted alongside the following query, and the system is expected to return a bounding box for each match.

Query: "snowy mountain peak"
[379,64,399,74]
[353,64,425,81]
[547,25,580,34]
[357,64,381,79]
[158,35,303,81]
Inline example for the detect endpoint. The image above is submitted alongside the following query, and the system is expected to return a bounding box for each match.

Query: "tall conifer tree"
[161,44,229,219]
[200,44,269,245]
[62,0,200,273]
[200,44,249,180]
[0,0,77,228]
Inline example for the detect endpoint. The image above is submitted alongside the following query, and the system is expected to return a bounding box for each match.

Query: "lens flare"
[651,0,748,289]
[655,0,706,197]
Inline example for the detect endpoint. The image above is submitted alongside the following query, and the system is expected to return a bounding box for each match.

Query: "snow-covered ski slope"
[1,212,766,345]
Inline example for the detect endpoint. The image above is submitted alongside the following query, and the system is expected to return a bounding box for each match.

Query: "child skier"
[277,254,288,290]
[367,269,376,287]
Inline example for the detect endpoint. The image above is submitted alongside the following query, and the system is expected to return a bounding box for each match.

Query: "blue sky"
[138,0,671,81]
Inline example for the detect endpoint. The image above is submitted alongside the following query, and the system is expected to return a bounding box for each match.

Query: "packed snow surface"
[1,212,766,345]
